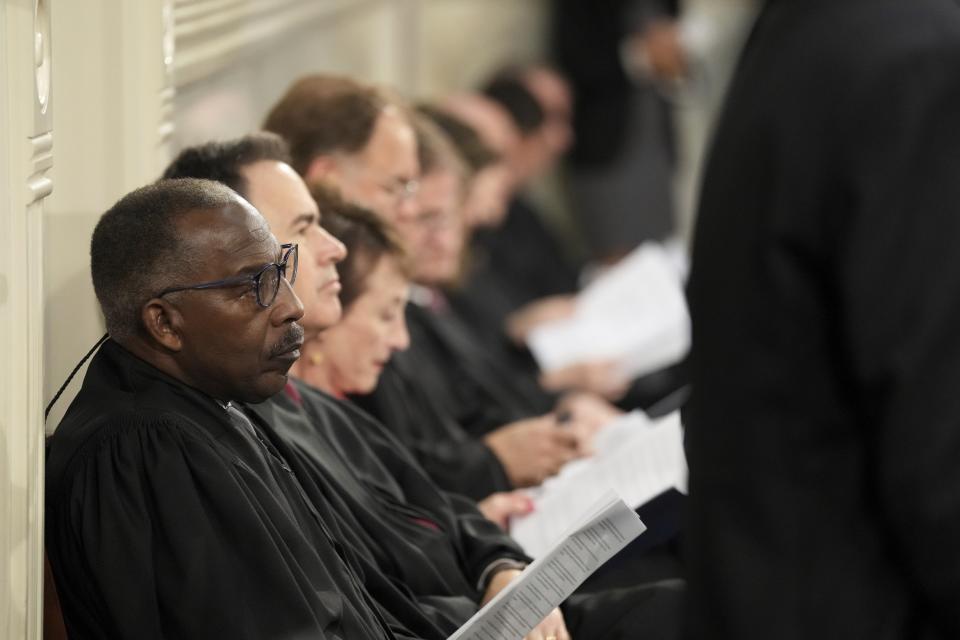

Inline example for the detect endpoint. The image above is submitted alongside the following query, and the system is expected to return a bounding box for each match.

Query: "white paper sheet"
[448,491,645,640]
[527,242,690,380]
[510,411,686,558]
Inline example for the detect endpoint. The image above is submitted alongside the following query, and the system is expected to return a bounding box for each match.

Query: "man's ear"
[141,298,184,352]
[304,155,339,185]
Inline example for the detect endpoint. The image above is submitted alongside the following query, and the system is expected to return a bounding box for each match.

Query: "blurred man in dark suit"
[684,1,960,637]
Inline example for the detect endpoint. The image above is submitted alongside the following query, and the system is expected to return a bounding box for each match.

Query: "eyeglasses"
[411,209,458,232]
[158,243,299,308]
[382,177,419,205]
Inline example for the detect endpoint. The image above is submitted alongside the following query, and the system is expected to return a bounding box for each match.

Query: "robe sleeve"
[337,397,529,585]
[47,412,365,640]
[443,491,531,587]
[839,40,960,633]
[358,366,512,500]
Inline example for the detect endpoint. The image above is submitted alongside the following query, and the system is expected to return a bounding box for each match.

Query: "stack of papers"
[527,242,690,380]
[510,411,686,558]
[448,492,645,640]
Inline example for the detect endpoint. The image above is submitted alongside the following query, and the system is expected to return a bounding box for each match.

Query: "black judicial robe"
[397,298,554,437]
[261,381,688,640]
[355,361,513,499]
[253,381,528,633]
[684,1,960,638]
[464,198,582,321]
[45,340,416,640]
[452,198,582,382]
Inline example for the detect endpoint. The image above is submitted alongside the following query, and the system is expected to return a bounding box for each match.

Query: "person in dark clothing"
[553,0,680,261]
[287,187,684,640]
[45,178,418,639]
[421,97,690,413]
[684,1,960,637]
[263,74,421,226]
[449,73,689,410]
[263,77,630,482]
[478,72,583,309]
[299,185,551,506]
[165,133,684,640]
[160,135,541,636]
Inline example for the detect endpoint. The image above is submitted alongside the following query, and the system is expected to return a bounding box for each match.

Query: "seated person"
[45,178,417,639]
[283,188,682,639]
[264,75,597,494]
[287,187,528,527]
[437,88,688,412]
[160,135,528,638]
[416,103,630,404]
[356,114,621,490]
[163,133,682,640]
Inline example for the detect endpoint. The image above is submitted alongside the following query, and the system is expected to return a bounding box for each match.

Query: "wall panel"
[172,0,416,147]
[44,0,174,429]
[2,0,53,637]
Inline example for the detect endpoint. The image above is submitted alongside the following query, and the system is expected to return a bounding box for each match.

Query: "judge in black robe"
[395,293,555,437]
[354,360,513,500]
[259,378,685,639]
[684,1,960,637]
[463,197,582,321]
[46,340,422,640]
[254,379,527,634]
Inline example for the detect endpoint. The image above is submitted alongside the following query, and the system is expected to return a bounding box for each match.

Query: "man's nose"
[308,224,346,264]
[395,192,420,224]
[270,277,304,325]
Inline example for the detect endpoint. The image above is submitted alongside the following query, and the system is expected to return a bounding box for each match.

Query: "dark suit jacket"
[684,1,960,638]
[552,0,678,166]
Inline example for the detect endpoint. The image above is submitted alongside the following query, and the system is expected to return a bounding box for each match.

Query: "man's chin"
[242,371,291,404]
[303,306,343,332]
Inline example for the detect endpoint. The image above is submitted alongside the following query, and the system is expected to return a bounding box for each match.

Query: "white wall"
[44,0,174,430]
[172,0,548,146]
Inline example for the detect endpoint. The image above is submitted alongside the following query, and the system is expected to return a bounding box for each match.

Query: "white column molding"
[2,0,53,636]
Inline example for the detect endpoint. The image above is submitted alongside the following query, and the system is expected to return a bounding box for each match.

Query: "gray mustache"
[268,324,305,358]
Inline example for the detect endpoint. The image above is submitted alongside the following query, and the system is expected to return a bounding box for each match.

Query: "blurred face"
[397,168,466,285]
[331,107,420,224]
[242,160,347,333]
[163,200,305,403]
[316,256,410,394]
[512,130,554,184]
[463,162,512,229]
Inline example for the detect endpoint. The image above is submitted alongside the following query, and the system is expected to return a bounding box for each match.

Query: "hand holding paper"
[510,411,686,558]
[527,243,690,381]
[448,491,645,640]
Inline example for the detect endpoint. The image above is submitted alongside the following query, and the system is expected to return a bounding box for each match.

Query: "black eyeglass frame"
[157,243,299,309]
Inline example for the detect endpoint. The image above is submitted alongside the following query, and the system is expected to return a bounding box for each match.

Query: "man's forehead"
[243,160,319,222]
[366,110,416,163]
[180,201,278,266]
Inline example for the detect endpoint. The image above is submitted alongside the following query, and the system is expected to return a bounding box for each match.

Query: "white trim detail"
[173,0,386,87]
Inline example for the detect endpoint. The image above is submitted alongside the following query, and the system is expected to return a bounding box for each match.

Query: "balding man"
[162,134,683,640]
[162,134,531,639]
[263,74,420,224]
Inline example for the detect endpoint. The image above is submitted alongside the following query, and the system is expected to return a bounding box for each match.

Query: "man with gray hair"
[45,178,421,639]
